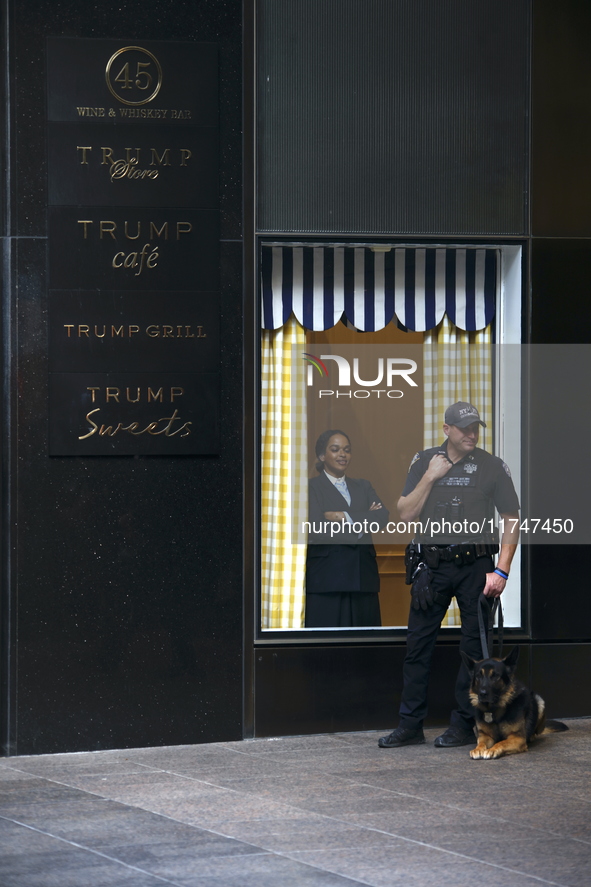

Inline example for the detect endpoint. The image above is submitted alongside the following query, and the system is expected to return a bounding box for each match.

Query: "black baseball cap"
[444,401,486,428]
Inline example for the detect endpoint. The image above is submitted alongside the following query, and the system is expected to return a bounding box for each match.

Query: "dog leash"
[477,593,503,659]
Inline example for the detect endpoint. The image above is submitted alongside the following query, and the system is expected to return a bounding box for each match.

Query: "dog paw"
[470,748,503,761]
[481,747,502,759]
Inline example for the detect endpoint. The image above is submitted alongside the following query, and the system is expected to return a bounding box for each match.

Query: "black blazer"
[306,473,389,594]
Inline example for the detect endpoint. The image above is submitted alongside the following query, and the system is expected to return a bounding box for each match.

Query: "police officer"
[378,402,520,749]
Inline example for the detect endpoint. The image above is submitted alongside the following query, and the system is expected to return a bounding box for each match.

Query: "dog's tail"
[542,719,569,734]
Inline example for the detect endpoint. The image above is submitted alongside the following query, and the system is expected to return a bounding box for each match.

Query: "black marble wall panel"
[530,240,591,345]
[528,0,591,652]
[532,0,591,236]
[253,643,531,737]
[0,7,7,236]
[529,547,591,642]
[0,238,17,755]
[2,0,243,754]
[528,240,591,642]
[531,645,591,719]
[528,0,591,662]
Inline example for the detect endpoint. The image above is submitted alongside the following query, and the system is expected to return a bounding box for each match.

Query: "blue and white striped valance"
[261,245,497,332]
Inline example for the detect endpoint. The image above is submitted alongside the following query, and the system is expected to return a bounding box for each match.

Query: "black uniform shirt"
[402,441,520,543]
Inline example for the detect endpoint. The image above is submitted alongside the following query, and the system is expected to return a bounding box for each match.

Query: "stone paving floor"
[1,720,590,886]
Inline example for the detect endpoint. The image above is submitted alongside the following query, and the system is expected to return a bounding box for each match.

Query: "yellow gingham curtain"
[260,316,308,629]
[423,315,493,627]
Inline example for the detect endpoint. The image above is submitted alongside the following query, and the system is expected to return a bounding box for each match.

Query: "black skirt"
[304,592,381,628]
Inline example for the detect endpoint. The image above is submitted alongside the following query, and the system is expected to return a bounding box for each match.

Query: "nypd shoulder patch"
[408,452,420,471]
[502,461,512,477]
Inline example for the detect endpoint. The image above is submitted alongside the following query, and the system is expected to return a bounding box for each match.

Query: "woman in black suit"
[305,429,389,628]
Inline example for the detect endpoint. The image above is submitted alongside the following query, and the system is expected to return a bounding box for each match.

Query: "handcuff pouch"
[423,547,441,570]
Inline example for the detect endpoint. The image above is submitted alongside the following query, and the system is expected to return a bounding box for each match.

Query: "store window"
[259,242,522,633]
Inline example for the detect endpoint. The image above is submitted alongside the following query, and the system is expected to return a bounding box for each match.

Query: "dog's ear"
[460,650,476,673]
[503,645,519,671]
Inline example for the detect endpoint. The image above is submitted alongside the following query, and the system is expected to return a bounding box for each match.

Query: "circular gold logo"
[105,46,162,106]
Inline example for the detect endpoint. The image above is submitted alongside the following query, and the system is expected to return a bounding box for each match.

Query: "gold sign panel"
[47,37,220,455]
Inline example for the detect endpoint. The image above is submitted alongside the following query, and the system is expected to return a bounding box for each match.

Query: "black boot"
[378,725,426,748]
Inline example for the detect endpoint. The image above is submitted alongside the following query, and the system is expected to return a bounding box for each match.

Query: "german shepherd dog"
[461,646,568,759]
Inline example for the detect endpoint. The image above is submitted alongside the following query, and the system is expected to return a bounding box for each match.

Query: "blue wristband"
[494,568,509,580]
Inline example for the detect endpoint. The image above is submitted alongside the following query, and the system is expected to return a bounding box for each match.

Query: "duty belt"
[423,542,498,568]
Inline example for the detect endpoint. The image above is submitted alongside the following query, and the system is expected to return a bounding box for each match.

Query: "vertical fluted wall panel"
[257,0,529,235]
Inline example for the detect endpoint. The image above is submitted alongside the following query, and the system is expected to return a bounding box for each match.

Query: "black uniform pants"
[398,555,494,732]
